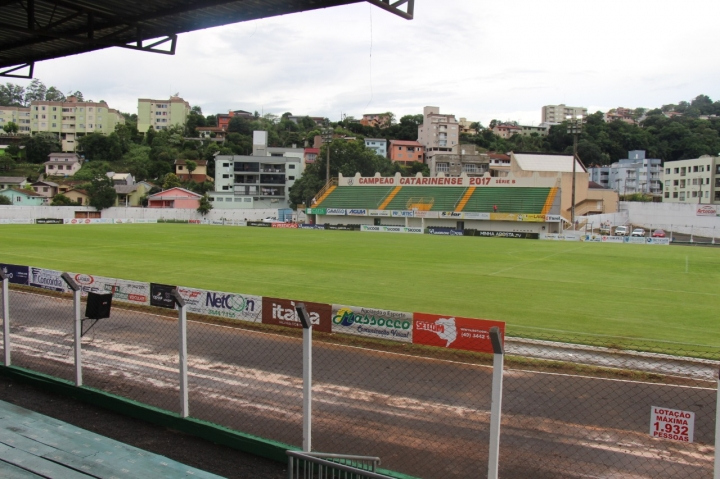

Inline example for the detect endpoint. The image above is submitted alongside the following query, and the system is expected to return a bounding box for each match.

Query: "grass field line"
[510,368,716,391]
[488,244,588,276]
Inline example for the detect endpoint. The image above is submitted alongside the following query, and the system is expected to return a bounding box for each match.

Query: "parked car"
[614,226,629,236]
[652,229,666,238]
[631,228,646,237]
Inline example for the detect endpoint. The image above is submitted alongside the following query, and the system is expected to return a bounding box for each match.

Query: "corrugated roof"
[0,1,412,73]
[513,153,586,173]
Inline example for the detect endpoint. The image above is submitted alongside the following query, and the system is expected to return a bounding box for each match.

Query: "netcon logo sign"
[262,297,332,332]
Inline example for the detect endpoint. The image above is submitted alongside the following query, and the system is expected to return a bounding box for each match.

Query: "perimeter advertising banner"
[271,223,298,229]
[35,218,64,224]
[262,297,332,332]
[361,225,423,234]
[150,283,177,309]
[332,305,413,342]
[68,272,150,305]
[696,205,718,216]
[29,267,67,292]
[0,263,29,285]
[413,313,505,354]
[177,286,262,322]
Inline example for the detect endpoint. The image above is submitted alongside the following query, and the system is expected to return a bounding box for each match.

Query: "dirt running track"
[2,290,716,479]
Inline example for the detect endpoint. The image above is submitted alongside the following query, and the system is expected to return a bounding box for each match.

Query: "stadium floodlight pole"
[487,326,505,479]
[567,114,583,227]
[322,127,333,186]
[61,273,82,386]
[296,302,313,452]
[0,269,9,366]
[170,289,189,418]
[715,368,720,479]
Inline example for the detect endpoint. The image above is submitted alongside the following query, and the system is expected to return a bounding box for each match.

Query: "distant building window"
[436,163,449,172]
[288,176,295,180]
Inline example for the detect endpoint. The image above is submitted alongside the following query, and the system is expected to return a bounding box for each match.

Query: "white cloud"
[17,0,720,127]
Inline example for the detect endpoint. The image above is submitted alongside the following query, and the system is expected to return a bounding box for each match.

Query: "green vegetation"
[1,224,718,351]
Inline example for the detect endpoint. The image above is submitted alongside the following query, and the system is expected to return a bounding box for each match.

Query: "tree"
[185,160,197,179]
[163,173,181,189]
[50,194,77,206]
[22,132,61,163]
[0,82,25,106]
[197,195,212,216]
[0,195,11,205]
[2,121,18,135]
[77,132,123,161]
[44,86,66,102]
[87,175,117,211]
[23,79,46,105]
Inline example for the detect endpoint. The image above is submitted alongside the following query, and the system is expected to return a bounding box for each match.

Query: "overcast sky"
[16,0,720,127]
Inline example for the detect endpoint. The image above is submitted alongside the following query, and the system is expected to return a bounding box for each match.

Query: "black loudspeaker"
[86,292,112,320]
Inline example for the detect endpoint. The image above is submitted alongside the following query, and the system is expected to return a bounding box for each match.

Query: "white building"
[588,150,662,195]
[417,106,459,162]
[662,155,719,204]
[211,131,303,210]
[541,104,588,124]
[364,138,388,158]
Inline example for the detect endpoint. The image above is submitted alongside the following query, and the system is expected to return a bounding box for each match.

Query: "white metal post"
[171,289,189,418]
[488,327,504,479]
[296,303,313,453]
[73,288,82,386]
[715,369,720,479]
[1,274,10,366]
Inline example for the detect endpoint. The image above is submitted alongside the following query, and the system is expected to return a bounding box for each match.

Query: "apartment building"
[389,140,424,165]
[364,138,388,157]
[662,155,719,204]
[417,106,459,162]
[0,105,32,134]
[541,104,587,124]
[137,96,191,133]
[588,150,662,195]
[428,145,490,177]
[211,131,303,210]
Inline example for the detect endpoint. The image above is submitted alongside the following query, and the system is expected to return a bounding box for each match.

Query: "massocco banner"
[332,305,413,342]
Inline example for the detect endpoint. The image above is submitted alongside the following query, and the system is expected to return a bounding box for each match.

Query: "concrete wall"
[0,206,283,222]
[580,202,720,237]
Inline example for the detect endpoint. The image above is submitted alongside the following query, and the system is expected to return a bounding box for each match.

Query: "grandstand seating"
[315,185,554,214]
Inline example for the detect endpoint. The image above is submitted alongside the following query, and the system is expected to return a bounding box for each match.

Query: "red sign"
[262,297,332,332]
[412,313,505,353]
[271,223,298,229]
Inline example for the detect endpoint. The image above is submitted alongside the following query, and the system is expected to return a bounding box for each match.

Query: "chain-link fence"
[1,275,718,479]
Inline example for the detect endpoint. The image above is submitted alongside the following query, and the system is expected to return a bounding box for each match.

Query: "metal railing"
[287,451,384,479]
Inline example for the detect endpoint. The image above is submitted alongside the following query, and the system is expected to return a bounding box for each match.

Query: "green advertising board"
[306,208,326,215]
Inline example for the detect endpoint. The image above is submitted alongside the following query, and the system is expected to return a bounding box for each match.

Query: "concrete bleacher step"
[0,400,223,479]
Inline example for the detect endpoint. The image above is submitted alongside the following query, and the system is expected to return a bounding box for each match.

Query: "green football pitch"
[1,224,719,350]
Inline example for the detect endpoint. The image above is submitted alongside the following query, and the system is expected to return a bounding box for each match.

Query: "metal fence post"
[488,326,505,479]
[61,273,82,386]
[171,289,189,418]
[0,269,10,366]
[714,368,720,479]
[296,303,313,452]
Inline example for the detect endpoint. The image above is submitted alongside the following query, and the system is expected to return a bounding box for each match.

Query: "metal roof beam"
[365,0,413,20]
[0,62,33,78]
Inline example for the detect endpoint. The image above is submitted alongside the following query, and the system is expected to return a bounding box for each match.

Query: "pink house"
[147,187,202,209]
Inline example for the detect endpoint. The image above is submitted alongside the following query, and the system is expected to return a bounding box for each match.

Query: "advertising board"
[624,237,646,244]
[427,228,463,236]
[440,211,464,219]
[413,313,505,354]
[150,283,177,309]
[262,297,332,332]
[134,219,158,224]
[326,208,346,215]
[519,214,545,222]
[347,209,367,216]
[584,234,603,242]
[650,406,694,442]
[306,208,326,215]
[29,267,67,292]
[177,286,262,322]
[463,212,490,220]
[544,215,562,222]
[247,221,271,227]
[361,225,422,234]
[35,218,64,224]
[0,263,29,285]
[601,236,623,243]
[327,224,355,231]
[391,210,414,218]
[299,224,325,230]
[474,231,539,239]
[271,223,298,228]
[67,272,150,305]
[332,305,412,342]
[0,219,33,224]
[646,237,670,245]
[368,210,391,217]
[696,205,717,216]
[113,219,134,224]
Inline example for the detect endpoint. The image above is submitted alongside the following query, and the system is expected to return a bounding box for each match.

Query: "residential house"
[44,152,82,177]
[195,126,226,141]
[0,187,46,205]
[64,188,90,205]
[389,140,424,165]
[31,180,59,202]
[0,176,29,190]
[304,148,319,165]
[458,118,477,135]
[174,159,212,183]
[217,110,254,131]
[115,181,153,207]
[491,123,522,139]
[364,138,388,157]
[147,187,202,209]
[111,173,135,186]
[360,113,392,128]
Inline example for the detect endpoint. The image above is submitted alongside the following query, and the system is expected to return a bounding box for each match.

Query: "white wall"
[580,202,720,237]
[0,206,282,222]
